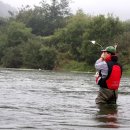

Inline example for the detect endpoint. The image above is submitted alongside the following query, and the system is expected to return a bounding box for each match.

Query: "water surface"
[0,68,130,130]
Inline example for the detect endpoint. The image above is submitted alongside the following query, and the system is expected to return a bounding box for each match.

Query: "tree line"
[0,0,130,72]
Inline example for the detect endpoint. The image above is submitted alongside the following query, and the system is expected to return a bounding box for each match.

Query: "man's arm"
[95,58,106,71]
[95,58,108,78]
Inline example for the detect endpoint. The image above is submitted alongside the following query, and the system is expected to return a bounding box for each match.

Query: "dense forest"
[0,0,130,73]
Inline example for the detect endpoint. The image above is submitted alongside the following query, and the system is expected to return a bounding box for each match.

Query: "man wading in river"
[95,46,122,104]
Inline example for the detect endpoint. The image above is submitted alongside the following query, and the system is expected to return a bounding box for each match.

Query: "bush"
[39,46,57,70]
[22,40,42,68]
[1,47,23,68]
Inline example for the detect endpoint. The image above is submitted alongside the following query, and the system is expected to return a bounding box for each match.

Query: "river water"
[0,68,130,130]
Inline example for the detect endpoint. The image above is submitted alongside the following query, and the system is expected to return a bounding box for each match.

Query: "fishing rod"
[89,40,118,52]
[90,40,118,78]
[89,40,103,49]
[114,43,118,52]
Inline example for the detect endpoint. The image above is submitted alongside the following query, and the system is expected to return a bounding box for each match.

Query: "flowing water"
[0,68,130,130]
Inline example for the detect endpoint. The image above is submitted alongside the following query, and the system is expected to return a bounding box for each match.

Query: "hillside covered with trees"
[0,0,130,73]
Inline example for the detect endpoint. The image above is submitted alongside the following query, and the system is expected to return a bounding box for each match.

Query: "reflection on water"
[95,104,119,128]
[0,68,130,130]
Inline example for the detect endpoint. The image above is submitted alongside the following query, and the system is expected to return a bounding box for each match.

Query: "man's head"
[101,46,116,55]
[101,46,116,61]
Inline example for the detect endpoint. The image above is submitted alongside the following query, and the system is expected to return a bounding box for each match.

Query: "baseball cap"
[101,46,116,54]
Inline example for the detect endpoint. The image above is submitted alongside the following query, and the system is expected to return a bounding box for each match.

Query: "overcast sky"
[1,0,130,21]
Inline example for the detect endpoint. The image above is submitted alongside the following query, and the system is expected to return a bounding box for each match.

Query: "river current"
[0,68,130,130]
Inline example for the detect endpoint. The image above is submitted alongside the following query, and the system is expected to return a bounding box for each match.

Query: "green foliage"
[81,40,100,65]
[53,13,124,66]
[16,5,33,24]
[122,20,130,32]
[22,40,42,68]
[21,39,57,70]
[114,32,130,65]
[40,35,57,47]
[55,10,91,61]
[39,46,57,70]
[60,60,94,72]
[81,14,124,65]
[16,0,71,36]
[6,21,32,47]
[0,32,7,62]
[0,21,35,68]
[1,46,23,68]
[0,17,7,28]
[0,3,130,72]
[87,14,124,45]
[123,65,130,75]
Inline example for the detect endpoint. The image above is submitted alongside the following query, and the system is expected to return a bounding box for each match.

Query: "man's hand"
[100,52,105,60]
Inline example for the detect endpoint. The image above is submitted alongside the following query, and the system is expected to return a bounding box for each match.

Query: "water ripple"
[0,68,129,129]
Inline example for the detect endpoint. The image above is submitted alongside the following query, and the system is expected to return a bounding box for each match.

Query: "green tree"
[122,20,130,32]
[56,10,91,61]
[22,39,42,68]
[0,17,7,28]
[16,0,71,36]
[0,21,33,68]
[86,15,124,45]
[114,32,130,65]
[82,15,124,65]
[39,46,57,70]
[6,21,32,47]
[1,46,23,68]
[22,39,57,69]
[0,32,7,63]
